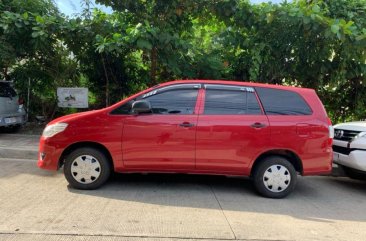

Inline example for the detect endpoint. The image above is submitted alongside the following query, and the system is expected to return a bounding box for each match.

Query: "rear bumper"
[333,149,366,172]
[0,111,26,127]
[302,148,333,176]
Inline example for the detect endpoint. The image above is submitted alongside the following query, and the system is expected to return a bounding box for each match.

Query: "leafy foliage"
[0,0,365,122]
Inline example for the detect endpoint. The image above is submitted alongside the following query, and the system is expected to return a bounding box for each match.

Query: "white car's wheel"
[343,166,366,180]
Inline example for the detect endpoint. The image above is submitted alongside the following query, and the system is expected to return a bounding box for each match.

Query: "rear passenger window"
[204,89,262,115]
[255,87,312,115]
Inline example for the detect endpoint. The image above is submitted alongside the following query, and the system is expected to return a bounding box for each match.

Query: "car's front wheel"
[64,147,111,190]
[342,166,366,180]
[253,156,297,198]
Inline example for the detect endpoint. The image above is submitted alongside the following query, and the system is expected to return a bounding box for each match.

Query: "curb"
[0,146,38,160]
[0,134,39,160]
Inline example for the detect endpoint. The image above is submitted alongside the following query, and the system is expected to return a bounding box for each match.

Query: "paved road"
[0,134,38,159]
[0,158,365,241]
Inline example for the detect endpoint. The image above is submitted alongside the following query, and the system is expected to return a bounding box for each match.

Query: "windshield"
[0,82,17,97]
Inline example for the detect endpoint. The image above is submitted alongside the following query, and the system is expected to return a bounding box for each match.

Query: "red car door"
[195,84,270,175]
[122,84,200,170]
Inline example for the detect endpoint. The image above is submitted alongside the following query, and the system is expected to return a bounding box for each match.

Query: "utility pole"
[27,78,30,122]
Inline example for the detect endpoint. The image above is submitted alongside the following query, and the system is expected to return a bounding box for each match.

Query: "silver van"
[0,81,26,131]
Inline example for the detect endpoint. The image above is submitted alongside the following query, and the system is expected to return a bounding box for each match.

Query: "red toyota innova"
[38,80,333,198]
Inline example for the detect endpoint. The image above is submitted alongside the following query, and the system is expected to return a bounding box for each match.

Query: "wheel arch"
[250,149,303,177]
[59,141,114,170]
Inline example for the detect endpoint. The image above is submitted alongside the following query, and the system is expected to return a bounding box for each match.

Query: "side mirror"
[132,100,152,114]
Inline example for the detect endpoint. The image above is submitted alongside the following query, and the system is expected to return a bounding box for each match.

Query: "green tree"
[219,0,366,122]
[0,0,79,118]
[1,0,365,122]
[95,0,237,84]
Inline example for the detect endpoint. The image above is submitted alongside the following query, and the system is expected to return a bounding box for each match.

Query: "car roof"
[157,80,314,93]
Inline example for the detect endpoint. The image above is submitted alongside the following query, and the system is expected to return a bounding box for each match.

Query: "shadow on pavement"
[1,157,365,223]
[2,157,366,223]
[67,172,366,223]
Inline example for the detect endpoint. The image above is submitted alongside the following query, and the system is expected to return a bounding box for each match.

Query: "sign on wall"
[57,88,88,108]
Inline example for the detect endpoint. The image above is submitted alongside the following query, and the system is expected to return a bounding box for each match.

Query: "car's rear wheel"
[64,147,111,190]
[253,156,297,198]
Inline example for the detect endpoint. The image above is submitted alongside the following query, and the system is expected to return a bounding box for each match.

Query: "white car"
[333,121,366,179]
[0,81,26,131]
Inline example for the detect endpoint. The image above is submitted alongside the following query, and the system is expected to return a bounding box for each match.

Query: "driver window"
[144,89,198,115]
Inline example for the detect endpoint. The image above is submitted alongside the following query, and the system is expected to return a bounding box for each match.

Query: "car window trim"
[201,86,263,115]
[204,84,254,93]
[141,84,201,99]
[109,84,201,115]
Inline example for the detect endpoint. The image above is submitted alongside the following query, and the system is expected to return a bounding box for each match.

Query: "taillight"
[18,98,24,105]
[327,118,334,138]
[327,118,334,146]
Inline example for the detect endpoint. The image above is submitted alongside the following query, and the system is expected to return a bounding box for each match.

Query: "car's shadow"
[68,172,366,223]
[2,158,365,223]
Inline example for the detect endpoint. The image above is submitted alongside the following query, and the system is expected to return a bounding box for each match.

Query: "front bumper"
[37,136,63,171]
[333,149,366,172]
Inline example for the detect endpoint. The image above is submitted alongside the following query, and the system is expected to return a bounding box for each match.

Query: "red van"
[38,80,333,198]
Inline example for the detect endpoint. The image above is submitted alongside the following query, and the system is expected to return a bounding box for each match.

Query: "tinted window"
[0,82,17,97]
[204,89,262,115]
[144,89,198,114]
[255,87,312,115]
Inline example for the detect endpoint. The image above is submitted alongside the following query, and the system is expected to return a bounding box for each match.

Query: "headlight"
[356,132,366,138]
[42,123,68,138]
[352,132,366,141]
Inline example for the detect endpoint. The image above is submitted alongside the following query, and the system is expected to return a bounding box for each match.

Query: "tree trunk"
[101,54,110,107]
[2,67,9,80]
[150,47,158,86]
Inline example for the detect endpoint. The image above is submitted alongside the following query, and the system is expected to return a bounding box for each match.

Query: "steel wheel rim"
[70,155,101,184]
[263,164,291,193]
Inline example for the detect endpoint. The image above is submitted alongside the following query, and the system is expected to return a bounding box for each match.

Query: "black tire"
[343,166,366,180]
[64,147,111,190]
[253,156,297,198]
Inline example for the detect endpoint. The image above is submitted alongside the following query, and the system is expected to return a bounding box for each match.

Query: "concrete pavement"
[0,233,255,241]
[1,133,366,240]
[0,156,366,241]
[0,134,38,160]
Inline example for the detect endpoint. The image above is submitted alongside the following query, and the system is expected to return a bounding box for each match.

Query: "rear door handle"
[251,122,266,129]
[179,122,195,128]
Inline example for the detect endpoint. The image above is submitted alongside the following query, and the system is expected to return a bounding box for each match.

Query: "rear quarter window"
[255,87,312,115]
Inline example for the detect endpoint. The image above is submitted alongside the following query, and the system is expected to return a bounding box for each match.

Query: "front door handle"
[179,122,195,128]
[251,122,266,129]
